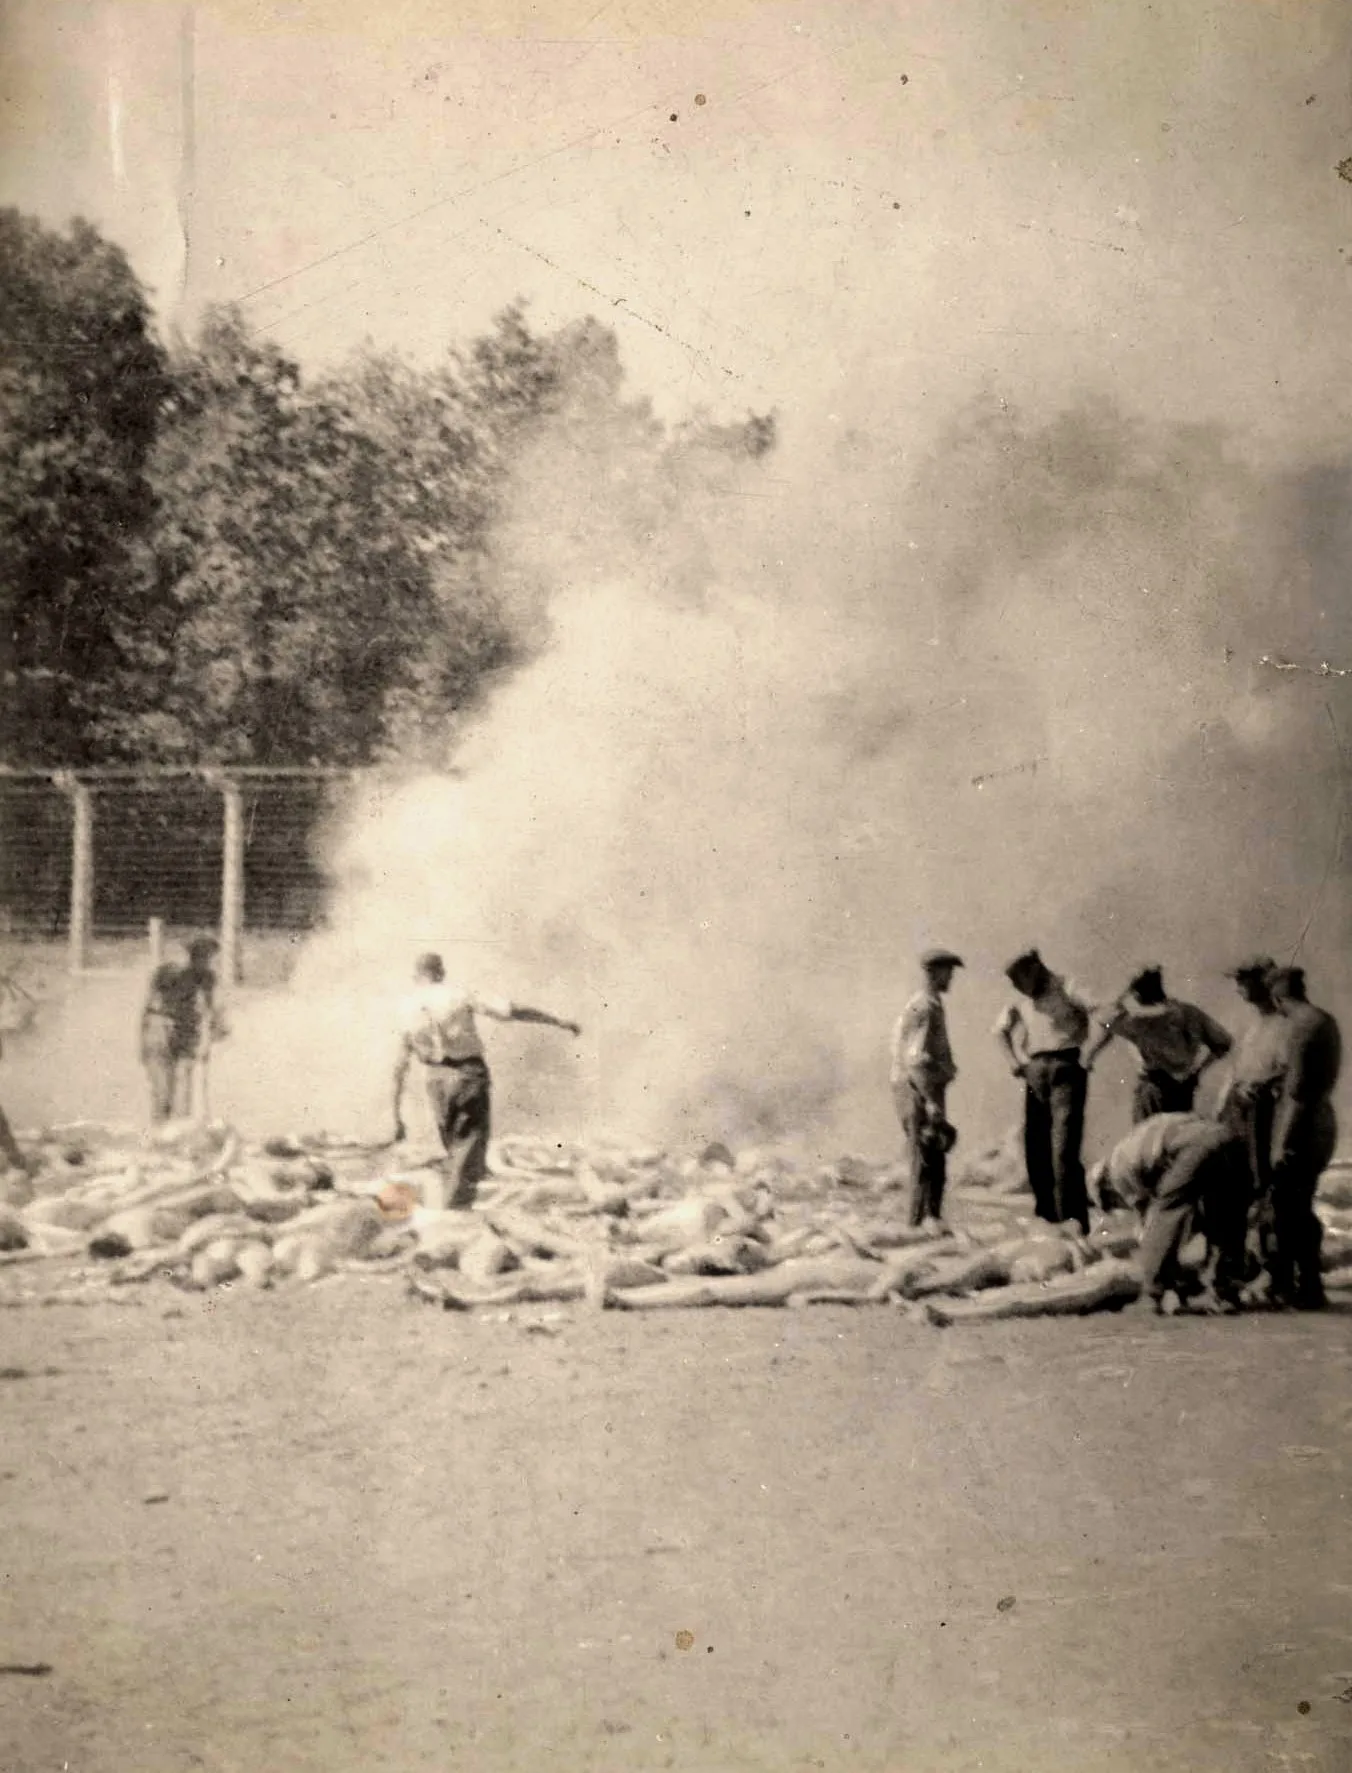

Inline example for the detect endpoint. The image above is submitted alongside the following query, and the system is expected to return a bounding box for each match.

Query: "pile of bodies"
[3,1121,1352,1324]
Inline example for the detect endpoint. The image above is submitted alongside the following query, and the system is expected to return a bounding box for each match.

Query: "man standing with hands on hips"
[1082,965,1233,1122]
[891,948,963,1228]
[996,949,1093,1233]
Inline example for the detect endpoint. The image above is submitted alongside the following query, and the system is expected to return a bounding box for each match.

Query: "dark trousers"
[1132,1070,1197,1123]
[895,1080,947,1225]
[424,1057,492,1209]
[1022,1053,1089,1232]
[1268,1099,1336,1307]
[1138,1127,1248,1302]
[144,1053,196,1121]
[1223,1084,1279,1282]
[0,1100,24,1168]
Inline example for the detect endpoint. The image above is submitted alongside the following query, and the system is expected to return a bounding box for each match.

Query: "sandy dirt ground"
[2,1275,1350,1773]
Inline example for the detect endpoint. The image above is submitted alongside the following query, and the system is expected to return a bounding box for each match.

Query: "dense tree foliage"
[0,211,775,769]
[0,213,167,761]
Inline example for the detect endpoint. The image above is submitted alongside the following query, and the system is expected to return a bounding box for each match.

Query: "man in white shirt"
[890,948,963,1227]
[1083,966,1233,1122]
[995,949,1093,1232]
[391,952,581,1209]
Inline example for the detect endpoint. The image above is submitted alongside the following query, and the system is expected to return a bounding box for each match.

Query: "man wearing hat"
[139,935,226,1121]
[1083,966,1233,1122]
[890,949,963,1227]
[391,951,581,1211]
[1267,966,1341,1308]
[995,950,1093,1231]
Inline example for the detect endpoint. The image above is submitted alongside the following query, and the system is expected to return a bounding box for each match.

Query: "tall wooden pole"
[220,780,244,986]
[68,779,94,974]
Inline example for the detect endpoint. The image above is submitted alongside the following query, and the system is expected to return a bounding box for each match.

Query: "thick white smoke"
[246,387,1352,1161]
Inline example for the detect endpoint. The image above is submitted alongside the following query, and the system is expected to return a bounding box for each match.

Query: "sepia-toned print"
[2,4,1351,1769]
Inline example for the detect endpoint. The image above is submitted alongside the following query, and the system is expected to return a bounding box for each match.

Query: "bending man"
[1091,1112,1249,1315]
[392,952,581,1210]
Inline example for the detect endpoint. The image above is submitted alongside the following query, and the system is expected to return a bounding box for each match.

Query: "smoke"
[257,376,1352,1160]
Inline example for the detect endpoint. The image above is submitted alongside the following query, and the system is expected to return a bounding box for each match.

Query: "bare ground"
[1,1279,1350,1773]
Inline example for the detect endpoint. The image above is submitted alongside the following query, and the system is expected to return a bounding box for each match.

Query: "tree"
[106,307,462,764]
[0,211,166,761]
[2,232,778,770]
[112,305,567,765]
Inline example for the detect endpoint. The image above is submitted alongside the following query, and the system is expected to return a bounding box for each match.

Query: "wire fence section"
[0,769,349,961]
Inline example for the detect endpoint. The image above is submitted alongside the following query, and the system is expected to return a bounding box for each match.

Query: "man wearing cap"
[139,936,225,1122]
[995,950,1093,1232]
[1267,966,1341,1309]
[890,949,963,1227]
[1083,967,1233,1122]
[391,952,581,1211]
[1089,1113,1249,1315]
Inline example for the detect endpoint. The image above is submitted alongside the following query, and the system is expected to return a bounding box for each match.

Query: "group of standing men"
[891,947,1342,1313]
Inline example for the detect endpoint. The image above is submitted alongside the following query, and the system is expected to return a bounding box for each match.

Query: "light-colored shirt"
[995,974,1092,1058]
[1102,1112,1223,1208]
[1100,995,1232,1081]
[1228,1010,1291,1090]
[398,982,514,1064]
[890,990,956,1090]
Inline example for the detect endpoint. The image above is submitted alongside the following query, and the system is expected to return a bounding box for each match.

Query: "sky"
[2,0,1351,434]
[4,0,1352,1153]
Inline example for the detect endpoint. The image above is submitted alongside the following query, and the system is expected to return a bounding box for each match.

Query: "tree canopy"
[0,210,775,769]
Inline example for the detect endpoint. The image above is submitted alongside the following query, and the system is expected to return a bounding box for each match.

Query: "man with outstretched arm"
[392,952,581,1211]
[890,948,963,1228]
[1083,966,1232,1121]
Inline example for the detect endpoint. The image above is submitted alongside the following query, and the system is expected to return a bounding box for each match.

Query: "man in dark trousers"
[391,952,581,1210]
[890,948,963,1227]
[1216,956,1289,1289]
[1090,1112,1249,1315]
[995,949,1094,1231]
[0,968,35,1174]
[139,936,225,1122]
[1267,965,1341,1310]
[1083,966,1233,1121]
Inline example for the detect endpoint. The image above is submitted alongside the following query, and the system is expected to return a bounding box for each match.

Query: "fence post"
[148,915,164,972]
[220,780,244,986]
[64,777,94,975]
